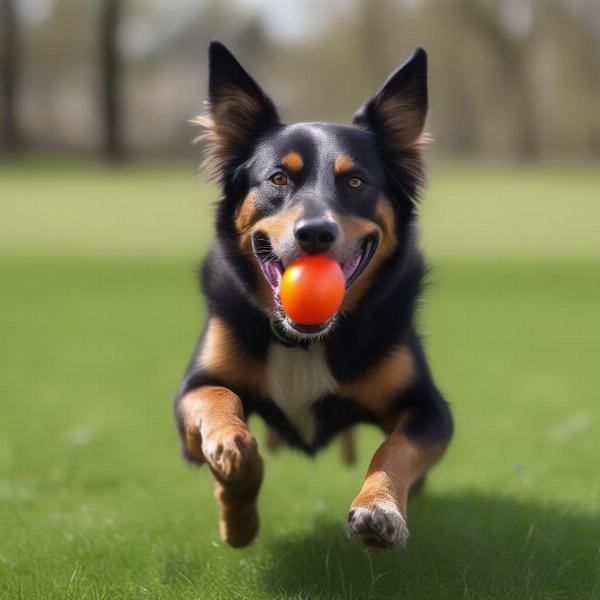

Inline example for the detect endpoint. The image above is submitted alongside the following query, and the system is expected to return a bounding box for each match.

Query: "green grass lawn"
[1,158,599,599]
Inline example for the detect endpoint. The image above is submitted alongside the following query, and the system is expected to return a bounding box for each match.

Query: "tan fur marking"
[180,385,245,448]
[253,202,303,247]
[235,191,260,234]
[235,191,263,311]
[374,198,396,257]
[214,479,262,547]
[281,151,304,173]
[179,392,206,461]
[351,427,444,517]
[334,155,355,175]
[338,346,414,412]
[179,385,263,547]
[238,202,305,309]
[199,318,266,395]
[234,192,273,308]
[348,408,448,550]
[340,195,396,313]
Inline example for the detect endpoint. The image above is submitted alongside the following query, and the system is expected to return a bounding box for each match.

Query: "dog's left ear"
[353,48,429,196]
[194,41,280,184]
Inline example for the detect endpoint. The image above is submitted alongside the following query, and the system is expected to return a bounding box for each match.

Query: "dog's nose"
[294,217,339,254]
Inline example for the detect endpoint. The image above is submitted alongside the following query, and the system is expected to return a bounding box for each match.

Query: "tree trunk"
[99,0,124,160]
[358,0,389,90]
[456,1,539,160]
[0,0,20,152]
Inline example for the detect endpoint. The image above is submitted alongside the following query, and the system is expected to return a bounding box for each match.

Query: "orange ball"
[280,255,345,325]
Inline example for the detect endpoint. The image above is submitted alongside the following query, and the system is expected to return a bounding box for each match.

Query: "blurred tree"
[5,0,598,160]
[357,0,389,90]
[99,0,123,159]
[454,0,539,160]
[0,0,20,151]
[532,1,600,160]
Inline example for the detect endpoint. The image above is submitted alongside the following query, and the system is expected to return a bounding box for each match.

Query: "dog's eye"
[270,172,288,186]
[347,177,364,189]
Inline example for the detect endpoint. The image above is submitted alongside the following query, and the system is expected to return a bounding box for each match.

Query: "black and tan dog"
[174,42,453,551]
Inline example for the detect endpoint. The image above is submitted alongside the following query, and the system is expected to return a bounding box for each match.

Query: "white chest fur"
[266,342,338,445]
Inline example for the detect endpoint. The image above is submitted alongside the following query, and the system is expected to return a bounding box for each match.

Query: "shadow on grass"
[261,492,600,600]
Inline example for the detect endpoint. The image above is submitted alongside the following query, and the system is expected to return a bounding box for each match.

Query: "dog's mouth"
[252,233,378,338]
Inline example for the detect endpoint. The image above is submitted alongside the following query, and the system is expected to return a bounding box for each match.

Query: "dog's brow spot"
[281,151,304,173]
[334,156,355,175]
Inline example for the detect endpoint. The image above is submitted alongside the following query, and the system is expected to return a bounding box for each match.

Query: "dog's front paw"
[347,504,409,551]
[202,426,260,483]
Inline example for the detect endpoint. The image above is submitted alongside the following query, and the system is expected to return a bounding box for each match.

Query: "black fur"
[175,42,452,457]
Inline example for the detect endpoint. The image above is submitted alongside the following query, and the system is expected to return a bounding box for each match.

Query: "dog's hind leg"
[347,389,452,552]
[265,427,284,453]
[340,429,357,466]
[178,385,263,547]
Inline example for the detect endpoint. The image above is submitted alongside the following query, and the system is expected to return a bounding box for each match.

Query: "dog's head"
[196,42,429,340]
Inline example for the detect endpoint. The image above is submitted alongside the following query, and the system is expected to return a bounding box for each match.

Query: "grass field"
[1,158,599,599]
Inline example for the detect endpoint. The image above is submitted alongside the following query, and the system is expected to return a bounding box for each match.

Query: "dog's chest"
[266,342,338,444]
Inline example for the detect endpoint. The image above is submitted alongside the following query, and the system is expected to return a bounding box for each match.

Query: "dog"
[174,41,453,552]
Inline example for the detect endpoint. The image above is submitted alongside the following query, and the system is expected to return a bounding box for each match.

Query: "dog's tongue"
[343,247,363,279]
[266,261,283,287]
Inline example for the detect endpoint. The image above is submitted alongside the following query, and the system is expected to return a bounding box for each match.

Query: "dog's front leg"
[179,385,263,547]
[348,401,451,552]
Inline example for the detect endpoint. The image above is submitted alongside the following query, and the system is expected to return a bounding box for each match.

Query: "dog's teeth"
[343,249,363,278]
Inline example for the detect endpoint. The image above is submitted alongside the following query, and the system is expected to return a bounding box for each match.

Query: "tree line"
[1,0,124,159]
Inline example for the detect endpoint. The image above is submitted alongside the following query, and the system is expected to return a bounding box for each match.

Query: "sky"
[16,0,599,47]
[17,0,344,40]
[234,0,351,41]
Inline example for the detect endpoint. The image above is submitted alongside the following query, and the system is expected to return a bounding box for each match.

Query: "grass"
[1,158,599,599]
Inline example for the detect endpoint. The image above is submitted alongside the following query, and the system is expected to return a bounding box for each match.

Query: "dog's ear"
[193,41,280,184]
[353,48,429,198]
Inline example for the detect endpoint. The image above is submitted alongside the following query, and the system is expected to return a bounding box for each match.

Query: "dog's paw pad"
[347,505,409,551]
[203,428,258,482]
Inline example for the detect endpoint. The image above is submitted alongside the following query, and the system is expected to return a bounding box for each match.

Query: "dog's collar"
[269,317,309,349]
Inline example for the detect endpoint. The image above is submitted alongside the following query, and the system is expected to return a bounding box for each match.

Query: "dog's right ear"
[193,42,280,184]
[353,48,429,200]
